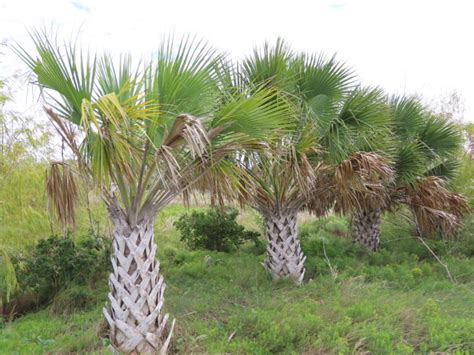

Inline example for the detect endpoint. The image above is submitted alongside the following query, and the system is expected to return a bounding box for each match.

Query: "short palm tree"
[350,96,470,251]
[216,41,394,284]
[16,33,290,353]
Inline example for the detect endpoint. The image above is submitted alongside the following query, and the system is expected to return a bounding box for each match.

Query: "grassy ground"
[1,204,473,354]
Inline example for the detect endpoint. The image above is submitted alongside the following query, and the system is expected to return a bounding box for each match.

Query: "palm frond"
[402,176,470,237]
[319,87,392,163]
[155,114,210,189]
[296,52,356,104]
[209,86,295,143]
[418,115,463,158]
[144,35,221,138]
[46,162,79,228]
[390,95,426,139]
[13,29,96,123]
[333,152,394,214]
[394,142,426,185]
[97,54,142,104]
[424,156,461,181]
[80,93,147,186]
[242,38,296,92]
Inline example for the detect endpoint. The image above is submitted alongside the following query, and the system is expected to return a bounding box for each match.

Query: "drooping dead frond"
[44,108,83,165]
[162,114,209,159]
[333,152,394,214]
[154,114,211,191]
[402,176,470,237]
[306,162,337,216]
[156,145,182,190]
[46,162,79,229]
[290,147,317,200]
[238,145,320,216]
[195,158,247,208]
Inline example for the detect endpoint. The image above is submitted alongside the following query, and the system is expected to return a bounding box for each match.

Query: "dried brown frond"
[164,141,246,205]
[155,114,213,192]
[156,145,182,189]
[162,114,209,159]
[332,152,394,214]
[290,147,317,200]
[230,145,323,216]
[44,108,87,173]
[402,176,471,237]
[306,162,337,216]
[194,162,247,208]
[46,162,79,229]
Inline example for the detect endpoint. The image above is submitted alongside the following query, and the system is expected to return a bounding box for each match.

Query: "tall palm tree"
[214,41,394,284]
[351,96,470,251]
[15,33,290,353]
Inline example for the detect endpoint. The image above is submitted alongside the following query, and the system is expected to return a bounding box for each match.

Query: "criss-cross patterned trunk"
[351,208,381,251]
[262,211,306,285]
[103,215,175,354]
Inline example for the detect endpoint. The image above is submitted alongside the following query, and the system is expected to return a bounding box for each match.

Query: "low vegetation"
[1,203,473,353]
[174,207,261,252]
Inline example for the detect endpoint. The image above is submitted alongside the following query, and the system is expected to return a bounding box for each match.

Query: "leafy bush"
[15,234,109,298]
[174,208,261,252]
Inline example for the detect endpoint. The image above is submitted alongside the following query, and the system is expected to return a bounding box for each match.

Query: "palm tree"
[215,41,394,284]
[15,33,290,353]
[350,96,470,251]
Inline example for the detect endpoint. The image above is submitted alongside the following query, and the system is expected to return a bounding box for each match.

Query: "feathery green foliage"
[0,251,18,307]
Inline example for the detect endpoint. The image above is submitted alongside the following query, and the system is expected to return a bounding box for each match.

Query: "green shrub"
[174,208,261,252]
[15,234,109,299]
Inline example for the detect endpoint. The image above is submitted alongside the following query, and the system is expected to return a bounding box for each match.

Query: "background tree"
[16,33,290,353]
[350,96,470,251]
[209,40,394,284]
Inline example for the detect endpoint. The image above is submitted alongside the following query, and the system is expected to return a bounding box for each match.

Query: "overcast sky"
[1,0,473,121]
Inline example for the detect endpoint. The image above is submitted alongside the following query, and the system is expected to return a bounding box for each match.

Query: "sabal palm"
[351,96,470,251]
[16,33,289,353]
[225,41,393,283]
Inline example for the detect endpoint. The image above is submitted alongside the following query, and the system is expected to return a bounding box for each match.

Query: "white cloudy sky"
[1,0,473,121]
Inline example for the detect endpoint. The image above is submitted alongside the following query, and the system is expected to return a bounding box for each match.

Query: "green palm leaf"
[13,30,96,124]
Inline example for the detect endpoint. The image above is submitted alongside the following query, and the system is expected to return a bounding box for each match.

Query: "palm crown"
[388,96,469,236]
[212,40,395,282]
[350,95,469,252]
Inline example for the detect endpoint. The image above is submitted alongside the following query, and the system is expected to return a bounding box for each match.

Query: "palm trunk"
[103,215,174,354]
[262,210,306,285]
[352,208,381,251]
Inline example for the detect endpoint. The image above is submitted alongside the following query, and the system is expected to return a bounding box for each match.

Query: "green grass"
[1,205,474,354]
